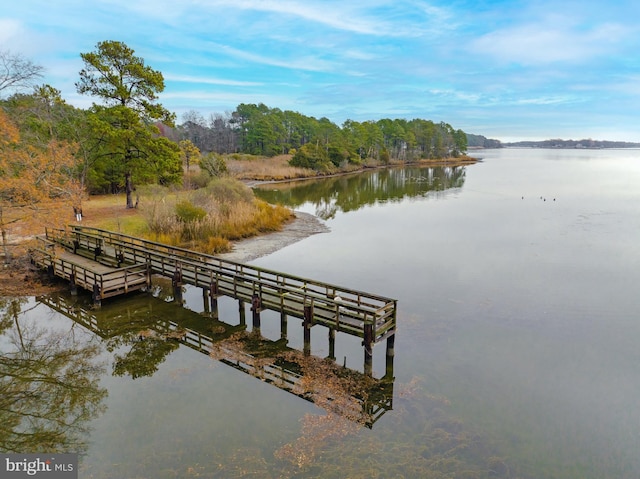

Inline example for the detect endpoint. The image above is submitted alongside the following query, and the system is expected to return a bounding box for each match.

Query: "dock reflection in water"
[38,288,394,428]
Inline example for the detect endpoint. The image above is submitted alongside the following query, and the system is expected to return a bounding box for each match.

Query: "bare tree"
[0,49,44,97]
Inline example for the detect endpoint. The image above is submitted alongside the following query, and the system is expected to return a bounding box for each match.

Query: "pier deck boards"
[31,239,150,301]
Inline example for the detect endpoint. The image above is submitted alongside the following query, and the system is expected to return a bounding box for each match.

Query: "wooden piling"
[303,304,313,356]
[172,266,183,303]
[364,322,373,377]
[386,333,395,358]
[69,272,77,296]
[280,311,288,339]
[238,299,246,327]
[92,283,101,307]
[210,281,219,311]
[202,288,210,314]
[328,328,336,360]
[385,333,395,380]
[251,293,261,329]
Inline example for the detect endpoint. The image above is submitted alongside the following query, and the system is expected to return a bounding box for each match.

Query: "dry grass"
[4,176,293,253]
[226,154,317,181]
[135,180,295,254]
[142,196,294,254]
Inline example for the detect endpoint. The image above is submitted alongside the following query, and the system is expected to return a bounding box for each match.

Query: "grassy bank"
[78,178,294,255]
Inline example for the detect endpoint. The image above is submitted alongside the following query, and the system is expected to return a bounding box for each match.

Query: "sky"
[1,0,639,142]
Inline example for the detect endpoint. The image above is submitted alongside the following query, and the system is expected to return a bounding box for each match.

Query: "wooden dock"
[32,225,397,373]
[31,239,150,301]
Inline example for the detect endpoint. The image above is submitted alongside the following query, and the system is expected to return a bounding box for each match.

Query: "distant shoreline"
[470,145,640,150]
[486,140,640,149]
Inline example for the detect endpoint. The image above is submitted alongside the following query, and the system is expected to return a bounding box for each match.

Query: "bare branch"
[0,50,45,97]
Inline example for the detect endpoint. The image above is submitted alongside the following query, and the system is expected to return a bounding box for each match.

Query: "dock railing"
[44,225,396,343]
[32,236,150,300]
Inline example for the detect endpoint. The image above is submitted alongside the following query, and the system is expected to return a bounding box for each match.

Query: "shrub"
[183,170,209,189]
[175,200,207,223]
[138,177,293,253]
[200,153,228,178]
[204,177,254,204]
[138,186,178,234]
[290,143,333,172]
[147,231,181,246]
[203,235,231,254]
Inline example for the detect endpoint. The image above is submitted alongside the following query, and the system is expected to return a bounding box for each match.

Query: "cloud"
[159,89,303,114]
[210,0,400,36]
[95,0,395,36]
[607,74,640,95]
[0,18,50,56]
[0,19,21,44]
[428,89,482,104]
[4,0,640,141]
[214,43,337,73]
[164,74,262,87]
[513,96,580,106]
[470,20,631,65]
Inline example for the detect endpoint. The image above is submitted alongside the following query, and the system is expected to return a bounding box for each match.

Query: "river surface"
[2,148,640,478]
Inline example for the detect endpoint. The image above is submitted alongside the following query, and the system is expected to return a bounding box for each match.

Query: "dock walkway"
[31,238,150,301]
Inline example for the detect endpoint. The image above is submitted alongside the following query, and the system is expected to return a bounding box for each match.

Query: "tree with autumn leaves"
[0,41,182,262]
[0,109,81,261]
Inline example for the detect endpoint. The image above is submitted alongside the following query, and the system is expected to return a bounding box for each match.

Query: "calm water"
[2,148,640,478]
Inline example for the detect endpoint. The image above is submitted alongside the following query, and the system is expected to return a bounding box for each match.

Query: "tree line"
[177,103,469,171]
[0,41,470,218]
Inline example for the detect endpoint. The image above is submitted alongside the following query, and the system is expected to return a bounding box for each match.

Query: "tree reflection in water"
[110,332,179,379]
[255,166,467,219]
[0,298,107,453]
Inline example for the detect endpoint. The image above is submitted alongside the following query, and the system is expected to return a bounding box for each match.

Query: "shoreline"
[240,155,479,188]
[222,157,478,262]
[3,158,475,294]
[215,211,329,263]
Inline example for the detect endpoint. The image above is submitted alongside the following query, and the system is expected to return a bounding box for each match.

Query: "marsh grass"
[226,154,315,181]
[74,177,293,254]
[224,153,476,184]
[138,179,294,254]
